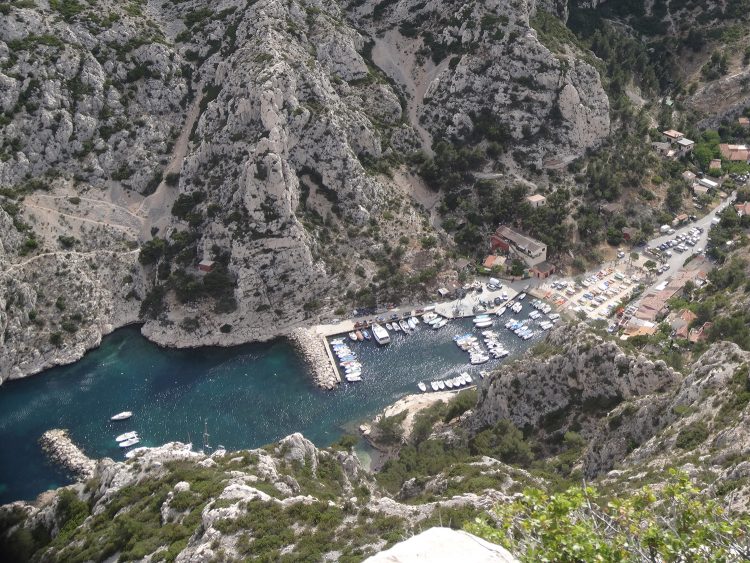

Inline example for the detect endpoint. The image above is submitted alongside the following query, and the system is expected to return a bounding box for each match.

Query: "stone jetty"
[40,429,96,481]
[288,328,340,389]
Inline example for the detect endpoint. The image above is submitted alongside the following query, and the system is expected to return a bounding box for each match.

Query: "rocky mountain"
[0,0,613,380]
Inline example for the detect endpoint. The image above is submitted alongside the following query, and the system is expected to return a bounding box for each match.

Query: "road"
[645,191,735,284]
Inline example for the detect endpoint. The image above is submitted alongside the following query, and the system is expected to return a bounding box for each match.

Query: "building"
[662,129,684,142]
[634,260,711,322]
[676,137,695,154]
[689,322,713,343]
[483,255,506,270]
[197,259,215,273]
[623,318,658,338]
[719,143,750,162]
[669,309,697,339]
[693,183,710,196]
[526,194,547,208]
[672,213,688,227]
[698,178,719,190]
[682,170,697,182]
[621,226,638,241]
[739,117,750,127]
[652,141,677,159]
[491,225,547,267]
[709,158,722,171]
[531,261,555,279]
[735,201,750,216]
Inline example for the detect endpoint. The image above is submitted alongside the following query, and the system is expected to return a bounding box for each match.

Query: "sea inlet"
[0,312,540,504]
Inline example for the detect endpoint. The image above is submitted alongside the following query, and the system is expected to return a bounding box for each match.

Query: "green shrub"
[675,421,709,450]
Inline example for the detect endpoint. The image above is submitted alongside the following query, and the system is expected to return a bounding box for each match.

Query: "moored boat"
[119,437,140,448]
[355,330,364,341]
[116,431,138,442]
[418,382,427,392]
[111,411,133,421]
[349,332,358,341]
[362,329,371,340]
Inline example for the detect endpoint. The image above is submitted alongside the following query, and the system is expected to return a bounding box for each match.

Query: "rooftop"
[495,225,545,255]
[663,129,684,139]
[526,194,546,203]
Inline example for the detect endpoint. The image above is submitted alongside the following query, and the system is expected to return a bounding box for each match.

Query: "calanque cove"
[2,0,750,561]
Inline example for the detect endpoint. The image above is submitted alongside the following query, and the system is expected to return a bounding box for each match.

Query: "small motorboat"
[418,382,427,392]
[116,431,138,443]
[437,381,446,390]
[518,293,526,300]
[362,329,372,340]
[355,330,364,341]
[111,411,133,421]
[445,379,454,389]
[120,437,140,448]
[385,323,393,331]
[496,306,507,317]
[349,332,358,341]
[430,381,439,391]
[475,320,493,328]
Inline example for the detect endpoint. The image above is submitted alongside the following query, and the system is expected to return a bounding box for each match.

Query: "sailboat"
[201,419,212,454]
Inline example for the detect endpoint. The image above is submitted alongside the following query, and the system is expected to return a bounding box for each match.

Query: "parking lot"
[534,266,644,322]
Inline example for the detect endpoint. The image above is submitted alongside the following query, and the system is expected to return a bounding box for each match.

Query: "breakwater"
[40,429,96,481]
[288,328,339,389]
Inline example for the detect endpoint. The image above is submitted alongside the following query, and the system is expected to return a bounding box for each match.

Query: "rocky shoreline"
[39,429,97,481]
[288,328,340,389]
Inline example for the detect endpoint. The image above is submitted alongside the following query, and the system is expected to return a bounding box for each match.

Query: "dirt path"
[138,83,205,238]
[23,202,138,233]
[1,249,139,277]
[33,194,145,223]
[371,29,450,158]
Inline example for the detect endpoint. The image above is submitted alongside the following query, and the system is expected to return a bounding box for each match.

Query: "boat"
[116,431,138,442]
[437,381,446,390]
[433,318,448,329]
[372,323,391,345]
[399,320,411,333]
[385,322,393,331]
[445,379,454,389]
[518,293,526,300]
[407,318,417,330]
[475,320,493,328]
[111,411,133,421]
[496,306,507,317]
[120,437,140,448]
[355,330,364,341]
[349,332,358,341]
[411,316,420,325]
[418,382,427,392]
[362,329,372,340]
[431,381,439,391]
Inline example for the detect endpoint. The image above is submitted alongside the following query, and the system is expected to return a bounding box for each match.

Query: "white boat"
[362,329,372,340]
[445,379,454,389]
[430,381,439,391]
[518,293,526,300]
[407,318,417,330]
[111,411,133,421]
[385,323,393,331]
[372,323,391,345]
[433,318,448,329]
[496,306,507,316]
[418,382,427,392]
[392,322,401,332]
[349,332,358,341]
[475,320,493,328]
[411,316,420,325]
[438,381,446,390]
[120,437,140,448]
[399,320,411,333]
[116,431,138,443]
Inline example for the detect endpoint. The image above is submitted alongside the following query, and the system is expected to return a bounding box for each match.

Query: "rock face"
[0,432,519,561]
[364,527,518,562]
[0,1,613,380]
[472,324,679,441]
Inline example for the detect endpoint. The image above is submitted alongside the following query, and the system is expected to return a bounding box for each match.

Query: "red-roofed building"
[735,202,750,217]
[719,143,750,162]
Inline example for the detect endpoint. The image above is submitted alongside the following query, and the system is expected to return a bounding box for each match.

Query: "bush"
[443,389,477,422]
[469,420,533,466]
[138,238,166,265]
[675,421,709,450]
[467,471,750,562]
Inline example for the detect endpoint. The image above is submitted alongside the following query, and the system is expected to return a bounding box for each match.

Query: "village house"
[621,226,638,241]
[652,141,677,159]
[709,158,722,171]
[491,225,547,267]
[482,255,506,270]
[693,183,710,196]
[669,309,697,340]
[526,194,547,208]
[735,201,750,217]
[676,137,695,154]
[672,213,689,227]
[633,259,711,322]
[197,259,215,273]
[719,143,750,162]
[662,129,684,142]
[682,170,697,183]
[689,322,713,343]
[530,261,555,279]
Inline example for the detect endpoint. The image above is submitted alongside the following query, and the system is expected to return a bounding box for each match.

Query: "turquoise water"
[0,313,539,504]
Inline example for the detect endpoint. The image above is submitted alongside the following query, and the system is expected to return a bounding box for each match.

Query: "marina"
[0,284,545,504]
